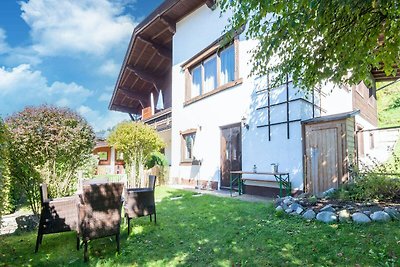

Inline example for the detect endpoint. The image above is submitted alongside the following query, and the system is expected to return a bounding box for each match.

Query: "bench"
[230,171,291,197]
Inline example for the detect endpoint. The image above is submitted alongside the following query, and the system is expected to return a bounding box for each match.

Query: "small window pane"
[98,151,108,161]
[203,56,217,93]
[191,66,202,97]
[220,45,235,85]
[184,133,196,160]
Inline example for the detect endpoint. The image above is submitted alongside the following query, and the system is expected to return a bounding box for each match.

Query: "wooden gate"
[303,116,355,195]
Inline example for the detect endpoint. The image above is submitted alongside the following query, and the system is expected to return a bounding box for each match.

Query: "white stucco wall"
[170,4,362,192]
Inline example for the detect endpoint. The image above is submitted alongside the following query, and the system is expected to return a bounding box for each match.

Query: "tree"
[107,121,164,187]
[219,0,400,90]
[6,105,95,214]
[0,118,13,217]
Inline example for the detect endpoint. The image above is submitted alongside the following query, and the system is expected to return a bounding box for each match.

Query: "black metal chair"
[35,183,79,253]
[77,182,124,262]
[124,175,157,235]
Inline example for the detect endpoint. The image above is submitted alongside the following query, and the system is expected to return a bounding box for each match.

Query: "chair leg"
[127,217,130,235]
[35,233,41,253]
[39,234,43,245]
[116,233,120,253]
[76,236,80,251]
[149,214,152,222]
[84,241,88,262]
[154,208,157,225]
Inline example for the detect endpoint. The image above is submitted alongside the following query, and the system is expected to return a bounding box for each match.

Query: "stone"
[308,196,318,204]
[322,188,336,197]
[370,211,391,222]
[275,205,284,212]
[384,207,400,220]
[289,203,304,211]
[338,210,351,222]
[295,207,304,215]
[283,199,292,205]
[285,208,293,214]
[363,210,372,216]
[320,204,335,213]
[297,192,311,199]
[316,211,337,223]
[352,212,371,224]
[302,209,316,220]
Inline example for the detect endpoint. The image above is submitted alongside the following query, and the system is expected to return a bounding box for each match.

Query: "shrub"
[107,122,164,187]
[145,151,169,185]
[6,105,95,214]
[0,118,13,216]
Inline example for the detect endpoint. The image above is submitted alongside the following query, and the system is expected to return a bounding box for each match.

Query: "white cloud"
[98,92,112,102]
[98,59,120,77]
[0,64,93,116]
[0,28,10,54]
[77,105,128,131]
[20,0,137,56]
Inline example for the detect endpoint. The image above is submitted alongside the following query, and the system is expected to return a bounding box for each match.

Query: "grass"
[377,82,400,127]
[1,186,400,266]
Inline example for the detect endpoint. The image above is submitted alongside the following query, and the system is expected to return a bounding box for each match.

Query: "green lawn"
[1,186,399,266]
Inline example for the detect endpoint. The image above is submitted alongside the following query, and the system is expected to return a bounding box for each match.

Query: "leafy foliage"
[335,153,400,201]
[6,105,95,214]
[219,0,400,90]
[144,151,168,169]
[0,118,13,216]
[107,121,164,187]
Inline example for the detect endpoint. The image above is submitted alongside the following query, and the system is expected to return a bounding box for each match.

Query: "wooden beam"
[159,16,176,34]
[110,104,138,114]
[126,65,162,92]
[118,87,149,107]
[137,35,171,60]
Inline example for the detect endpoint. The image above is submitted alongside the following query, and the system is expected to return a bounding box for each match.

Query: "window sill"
[184,78,243,107]
[180,161,194,166]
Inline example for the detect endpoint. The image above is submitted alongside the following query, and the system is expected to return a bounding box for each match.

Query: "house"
[93,138,125,175]
[109,0,380,196]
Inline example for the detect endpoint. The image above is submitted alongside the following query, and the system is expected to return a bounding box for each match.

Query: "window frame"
[180,129,197,165]
[183,36,242,106]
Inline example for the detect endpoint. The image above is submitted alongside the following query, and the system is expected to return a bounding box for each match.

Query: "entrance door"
[220,124,242,188]
[304,123,343,195]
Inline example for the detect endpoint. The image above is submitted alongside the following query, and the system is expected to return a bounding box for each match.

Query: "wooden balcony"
[142,108,172,132]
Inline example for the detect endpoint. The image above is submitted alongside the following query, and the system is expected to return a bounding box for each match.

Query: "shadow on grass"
[1,187,400,266]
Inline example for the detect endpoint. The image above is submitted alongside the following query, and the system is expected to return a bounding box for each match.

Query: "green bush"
[0,118,13,215]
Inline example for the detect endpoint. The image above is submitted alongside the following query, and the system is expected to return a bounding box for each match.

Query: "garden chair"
[124,175,157,235]
[77,182,124,262]
[35,183,79,253]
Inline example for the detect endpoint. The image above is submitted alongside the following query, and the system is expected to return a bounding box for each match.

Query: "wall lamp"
[241,116,249,130]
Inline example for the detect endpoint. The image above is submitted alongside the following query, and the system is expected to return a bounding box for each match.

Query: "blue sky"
[0,0,163,131]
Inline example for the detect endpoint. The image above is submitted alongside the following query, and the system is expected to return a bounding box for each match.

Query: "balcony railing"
[142,107,172,132]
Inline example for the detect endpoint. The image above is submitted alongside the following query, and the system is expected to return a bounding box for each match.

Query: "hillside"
[377,81,400,127]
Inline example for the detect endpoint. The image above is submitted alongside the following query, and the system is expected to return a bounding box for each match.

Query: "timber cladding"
[352,82,378,127]
[303,117,356,195]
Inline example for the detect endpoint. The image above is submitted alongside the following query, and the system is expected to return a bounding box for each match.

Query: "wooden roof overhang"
[109,0,216,114]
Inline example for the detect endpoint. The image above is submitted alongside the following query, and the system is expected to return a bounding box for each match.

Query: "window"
[181,131,196,163]
[184,41,240,104]
[116,151,124,161]
[220,44,235,84]
[98,151,108,161]
[203,55,217,93]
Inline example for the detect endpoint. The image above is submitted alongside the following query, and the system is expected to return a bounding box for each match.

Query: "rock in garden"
[302,209,316,220]
[285,208,293,214]
[338,210,351,222]
[322,188,336,197]
[363,210,371,216]
[289,203,304,211]
[283,198,292,205]
[384,207,400,220]
[316,211,337,223]
[370,211,391,222]
[352,212,371,224]
[320,204,335,213]
[275,205,284,212]
[295,207,304,215]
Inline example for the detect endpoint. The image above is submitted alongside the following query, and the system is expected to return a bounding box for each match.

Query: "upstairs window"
[183,38,241,105]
